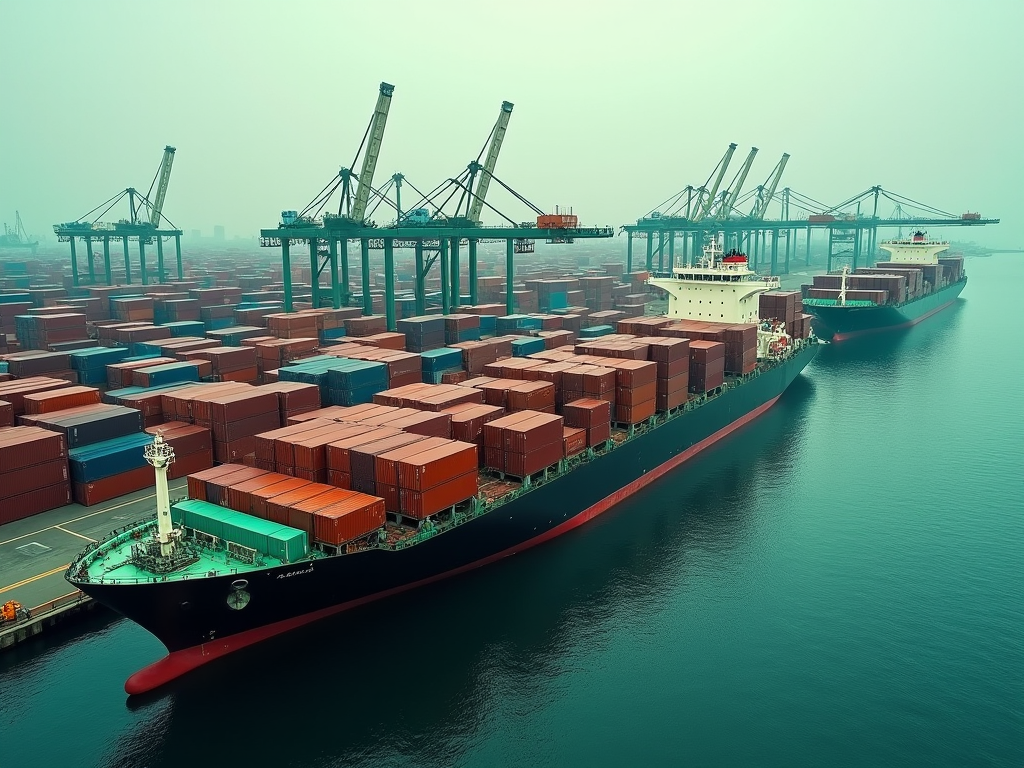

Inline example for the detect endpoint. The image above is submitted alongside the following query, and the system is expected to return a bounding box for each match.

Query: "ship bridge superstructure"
[878,231,949,264]
[648,241,780,324]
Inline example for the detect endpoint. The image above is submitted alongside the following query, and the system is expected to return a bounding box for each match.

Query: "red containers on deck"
[0,426,71,523]
[312,492,387,546]
[562,398,612,447]
[483,411,564,478]
[689,340,725,393]
[647,337,690,411]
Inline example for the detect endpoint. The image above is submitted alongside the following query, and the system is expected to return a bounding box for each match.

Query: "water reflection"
[104,385,812,768]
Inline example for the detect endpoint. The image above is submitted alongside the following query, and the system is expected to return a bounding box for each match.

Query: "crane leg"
[329,238,340,310]
[469,239,478,306]
[360,240,371,316]
[415,241,425,316]
[123,237,131,284]
[340,239,350,307]
[282,239,293,312]
[384,238,396,332]
[69,238,80,287]
[505,239,514,316]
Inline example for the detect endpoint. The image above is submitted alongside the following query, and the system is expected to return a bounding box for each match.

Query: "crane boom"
[352,82,395,223]
[693,143,737,222]
[468,101,514,224]
[751,153,790,219]
[718,146,758,220]
[149,146,176,226]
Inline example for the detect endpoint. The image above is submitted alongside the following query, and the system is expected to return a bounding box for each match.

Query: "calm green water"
[2,256,1022,768]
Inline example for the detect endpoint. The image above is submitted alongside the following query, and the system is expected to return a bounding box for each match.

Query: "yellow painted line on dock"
[0,564,70,596]
[0,480,187,547]
[56,525,96,543]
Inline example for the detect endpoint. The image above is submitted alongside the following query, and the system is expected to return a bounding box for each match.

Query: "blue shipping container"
[69,432,153,483]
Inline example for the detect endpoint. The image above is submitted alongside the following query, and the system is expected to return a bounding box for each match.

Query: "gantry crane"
[147,146,176,226]
[295,82,396,226]
[749,153,790,220]
[53,145,184,286]
[715,147,758,220]
[465,101,514,224]
[692,143,737,223]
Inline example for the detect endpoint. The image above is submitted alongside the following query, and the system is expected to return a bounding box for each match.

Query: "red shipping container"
[563,427,587,457]
[327,469,351,489]
[72,465,154,506]
[562,398,611,430]
[0,426,68,473]
[616,381,657,407]
[250,477,313,518]
[399,470,478,518]
[265,484,336,528]
[506,381,556,412]
[168,448,214,480]
[0,457,70,500]
[213,436,258,464]
[395,440,479,491]
[504,438,563,477]
[374,437,451,488]
[205,467,269,505]
[481,410,535,449]
[145,422,212,456]
[325,427,403,473]
[23,385,102,415]
[286,424,372,471]
[210,409,281,444]
[587,421,611,447]
[223,472,293,513]
[312,492,387,545]
[207,390,278,424]
[0,482,72,525]
[186,463,246,501]
[615,398,656,424]
[383,410,452,438]
[0,400,13,427]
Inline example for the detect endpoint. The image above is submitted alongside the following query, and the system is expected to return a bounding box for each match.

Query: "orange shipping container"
[395,440,479,492]
[23,385,101,415]
[312,492,387,545]
[399,471,478,519]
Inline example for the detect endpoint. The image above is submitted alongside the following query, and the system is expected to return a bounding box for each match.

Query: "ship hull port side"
[72,343,818,694]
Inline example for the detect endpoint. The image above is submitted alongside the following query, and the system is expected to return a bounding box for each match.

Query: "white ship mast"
[144,434,179,558]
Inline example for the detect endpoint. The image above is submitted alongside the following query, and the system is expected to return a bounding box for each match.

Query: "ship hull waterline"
[806,278,966,343]
[71,343,818,695]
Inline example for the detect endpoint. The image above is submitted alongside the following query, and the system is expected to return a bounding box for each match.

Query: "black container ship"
[801,232,966,342]
[67,243,818,695]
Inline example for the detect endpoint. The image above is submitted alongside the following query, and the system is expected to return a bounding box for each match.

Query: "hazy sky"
[2,0,1021,246]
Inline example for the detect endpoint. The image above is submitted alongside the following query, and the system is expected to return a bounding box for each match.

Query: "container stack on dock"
[0,426,71,523]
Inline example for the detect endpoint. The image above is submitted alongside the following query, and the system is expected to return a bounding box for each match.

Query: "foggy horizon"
[3,0,1021,248]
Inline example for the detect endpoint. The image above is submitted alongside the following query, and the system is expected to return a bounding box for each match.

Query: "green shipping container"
[171,500,308,560]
